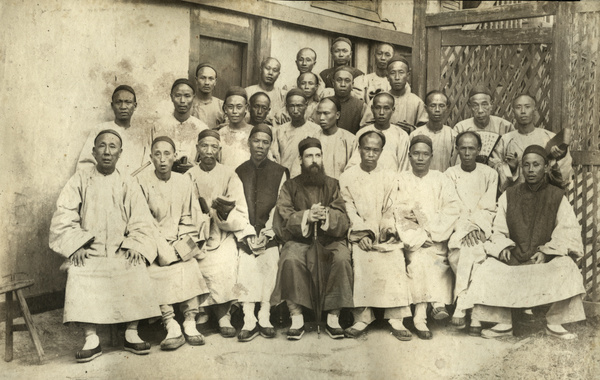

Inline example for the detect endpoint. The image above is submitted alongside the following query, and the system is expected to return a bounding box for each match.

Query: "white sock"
[258,302,273,328]
[471,319,481,327]
[196,307,209,324]
[547,324,567,333]
[125,328,144,344]
[327,313,341,329]
[414,322,429,331]
[524,309,534,315]
[165,319,182,339]
[82,334,100,350]
[491,323,512,331]
[350,322,368,331]
[453,308,466,319]
[242,303,257,330]
[218,314,233,328]
[182,320,200,336]
[388,319,407,331]
[290,314,304,329]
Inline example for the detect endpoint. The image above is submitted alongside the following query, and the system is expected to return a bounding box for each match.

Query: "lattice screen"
[440,43,552,129]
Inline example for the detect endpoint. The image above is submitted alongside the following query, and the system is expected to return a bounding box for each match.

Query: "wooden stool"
[2,278,45,363]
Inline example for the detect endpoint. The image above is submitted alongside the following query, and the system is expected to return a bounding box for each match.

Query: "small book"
[545,128,572,156]
[173,236,200,262]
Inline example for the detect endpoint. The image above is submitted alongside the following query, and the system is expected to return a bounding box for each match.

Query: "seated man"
[315,97,356,179]
[153,78,208,173]
[271,137,353,340]
[137,136,210,350]
[445,132,498,334]
[340,131,412,341]
[464,145,586,340]
[49,129,160,362]
[192,63,225,130]
[218,86,254,168]
[394,135,460,339]
[287,48,326,99]
[411,90,457,172]
[187,129,255,337]
[235,125,289,342]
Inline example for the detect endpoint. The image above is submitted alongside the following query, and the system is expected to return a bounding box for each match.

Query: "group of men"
[49,36,586,363]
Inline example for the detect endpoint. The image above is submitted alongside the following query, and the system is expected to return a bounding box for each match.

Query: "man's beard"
[299,163,326,186]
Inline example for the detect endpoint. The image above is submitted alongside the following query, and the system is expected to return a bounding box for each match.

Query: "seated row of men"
[50,119,585,363]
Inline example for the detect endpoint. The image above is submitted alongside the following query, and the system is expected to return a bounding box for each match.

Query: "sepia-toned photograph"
[0,0,599,379]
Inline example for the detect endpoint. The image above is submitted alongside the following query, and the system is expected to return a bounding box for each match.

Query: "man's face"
[196,67,217,95]
[409,143,432,174]
[468,94,492,126]
[426,93,449,123]
[332,41,352,66]
[151,141,176,175]
[301,147,323,172]
[359,135,383,169]
[261,59,281,85]
[196,136,220,167]
[374,44,394,71]
[248,132,272,162]
[286,95,307,122]
[316,99,339,132]
[171,84,194,115]
[457,134,480,168]
[249,95,270,124]
[224,95,248,124]
[387,61,409,92]
[298,73,318,99]
[111,90,136,123]
[513,95,536,126]
[522,153,547,185]
[296,50,316,74]
[333,70,353,98]
[371,95,395,125]
[92,133,122,173]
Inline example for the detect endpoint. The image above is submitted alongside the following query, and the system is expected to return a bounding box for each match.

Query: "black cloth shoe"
[238,325,260,342]
[344,327,367,339]
[415,328,433,340]
[287,326,305,340]
[183,331,205,346]
[124,340,151,355]
[390,327,412,341]
[326,325,344,339]
[160,335,185,351]
[76,344,102,363]
[219,326,237,338]
[468,326,483,337]
[259,325,276,339]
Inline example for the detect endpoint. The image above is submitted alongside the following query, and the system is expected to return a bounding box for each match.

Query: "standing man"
[352,42,394,102]
[235,125,289,342]
[320,37,364,89]
[331,66,367,134]
[346,92,410,172]
[340,131,413,341]
[288,48,326,98]
[271,137,353,340]
[445,131,498,334]
[411,90,457,172]
[297,72,321,123]
[137,136,210,350]
[219,87,254,168]
[153,78,208,173]
[50,130,160,362]
[187,129,255,338]
[490,94,572,192]
[248,92,272,127]
[192,63,225,130]
[360,57,428,134]
[464,145,585,340]
[270,88,321,178]
[394,135,460,339]
[246,57,287,125]
[315,97,355,179]
[78,85,150,176]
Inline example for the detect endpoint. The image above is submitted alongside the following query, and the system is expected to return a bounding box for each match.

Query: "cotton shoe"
[481,324,513,339]
[326,324,344,339]
[287,326,305,340]
[124,340,151,355]
[238,325,260,342]
[259,324,276,339]
[76,344,102,363]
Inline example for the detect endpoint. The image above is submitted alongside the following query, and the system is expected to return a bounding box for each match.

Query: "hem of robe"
[148,259,209,306]
[352,246,412,308]
[406,245,453,305]
[448,244,487,302]
[197,235,239,306]
[234,246,279,303]
[462,256,586,309]
[63,257,160,324]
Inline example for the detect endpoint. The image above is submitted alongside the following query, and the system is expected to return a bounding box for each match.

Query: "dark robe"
[271,174,353,311]
[506,180,563,265]
[335,95,366,135]
[320,66,364,89]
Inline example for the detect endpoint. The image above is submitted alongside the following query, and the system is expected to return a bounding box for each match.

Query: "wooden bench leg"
[5,291,13,362]
[15,290,45,363]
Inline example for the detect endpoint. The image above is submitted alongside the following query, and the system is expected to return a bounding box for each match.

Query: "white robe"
[411,125,457,172]
[152,114,208,164]
[270,121,321,178]
[187,163,255,306]
[360,90,428,131]
[218,124,253,168]
[49,167,160,324]
[352,72,391,102]
[346,124,410,173]
[191,96,225,130]
[340,165,412,308]
[393,170,460,304]
[137,170,209,306]
[316,128,355,180]
[445,163,498,302]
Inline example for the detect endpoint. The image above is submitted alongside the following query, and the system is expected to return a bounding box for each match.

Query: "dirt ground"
[0,308,597,379]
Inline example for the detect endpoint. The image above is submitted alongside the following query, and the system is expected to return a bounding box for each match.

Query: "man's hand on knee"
[125,249,145,266]
[531,251,547,264]
[499,248,511,263]
[71,247,90,267]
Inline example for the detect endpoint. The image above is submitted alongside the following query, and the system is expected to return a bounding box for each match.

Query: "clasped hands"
[244,233,269,256]
[307,202,328,224]
[71,247,145,267]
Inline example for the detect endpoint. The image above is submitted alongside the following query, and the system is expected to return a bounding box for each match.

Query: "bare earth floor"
[1,309,598,379]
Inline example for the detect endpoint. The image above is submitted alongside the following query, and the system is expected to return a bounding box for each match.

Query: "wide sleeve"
[261,171,288,239]
[215,172,255,240]
[274,181,308,241]
[178,176,202,242]
[323,181,351,238]
[49,173,95,258]
[120,180,158,263]
[76,130,97,172]
[339,175,376,240]
[484,193,516,259]
[427,175,461,242]
[538,197,583,259]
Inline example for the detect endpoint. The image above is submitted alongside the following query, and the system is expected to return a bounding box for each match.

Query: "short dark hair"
[372,92,395,107]
[512,93,536,106]
[455,131,482,149]
[249,91,271,106]
[359,130,386,148]
[261,57,280,69]
[425,90,449,106]
[297,72,320,87]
